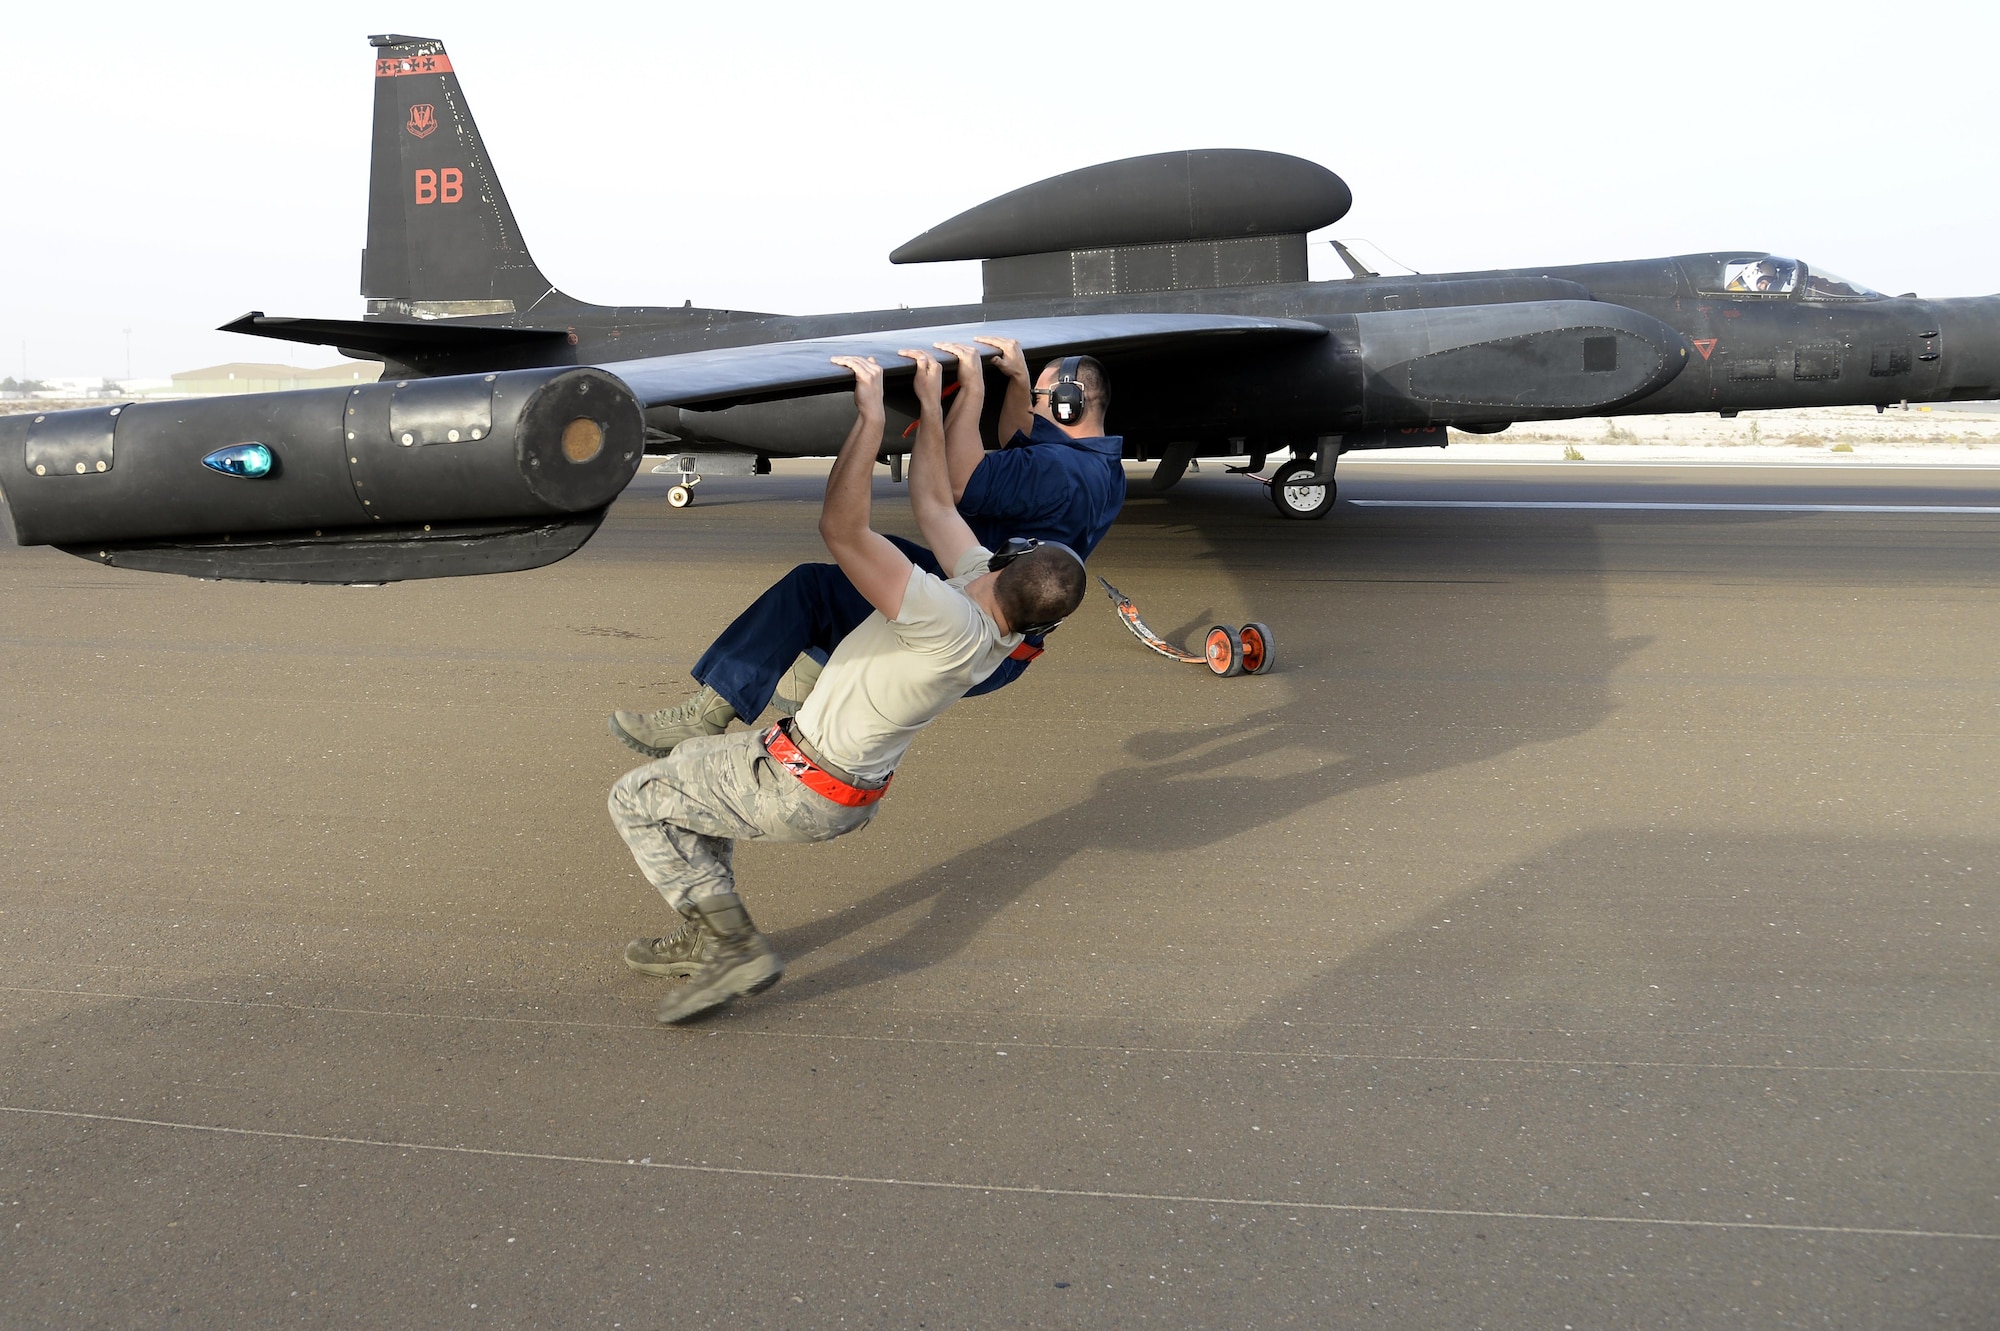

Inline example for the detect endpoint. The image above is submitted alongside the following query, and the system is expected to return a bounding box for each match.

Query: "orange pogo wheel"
[1204,625,1245,677]
[1239,621,1274,674]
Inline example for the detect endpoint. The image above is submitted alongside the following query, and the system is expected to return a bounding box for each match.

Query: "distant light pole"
[123,329,132,383]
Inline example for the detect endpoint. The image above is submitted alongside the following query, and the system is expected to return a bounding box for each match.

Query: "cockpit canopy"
[1706,255,1883,301]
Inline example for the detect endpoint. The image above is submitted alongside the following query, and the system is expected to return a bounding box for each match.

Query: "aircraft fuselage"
[367,251,1997,464]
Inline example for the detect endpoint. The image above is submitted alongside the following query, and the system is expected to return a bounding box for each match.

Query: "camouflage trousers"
[607,728,879,915]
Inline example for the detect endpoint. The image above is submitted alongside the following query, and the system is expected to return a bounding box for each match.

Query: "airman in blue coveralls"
[609,338,1123,756]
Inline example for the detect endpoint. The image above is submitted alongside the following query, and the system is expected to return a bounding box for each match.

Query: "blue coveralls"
[692,416,1126,720]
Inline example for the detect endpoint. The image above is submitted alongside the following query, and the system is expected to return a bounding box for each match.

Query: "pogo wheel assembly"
[1239,621,1273,674]
[1204,625,1244,676]
[1099,577,1276,678]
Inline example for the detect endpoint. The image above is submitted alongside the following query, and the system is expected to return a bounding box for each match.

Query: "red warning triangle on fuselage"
[1692,338,1717,360]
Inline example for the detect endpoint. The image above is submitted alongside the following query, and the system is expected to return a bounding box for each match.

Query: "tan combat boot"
[771,652,824,717]
[655,892,784,1024]
[609,685,737,758]
[624,911,711,978]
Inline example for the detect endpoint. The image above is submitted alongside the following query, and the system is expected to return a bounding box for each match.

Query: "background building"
[168,362,381,396]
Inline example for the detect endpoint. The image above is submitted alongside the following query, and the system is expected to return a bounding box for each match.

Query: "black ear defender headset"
[1035,356,1088,426]
[985,537,1086,637]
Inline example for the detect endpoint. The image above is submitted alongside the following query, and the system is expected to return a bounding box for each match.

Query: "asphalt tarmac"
[2,458,1995,1328]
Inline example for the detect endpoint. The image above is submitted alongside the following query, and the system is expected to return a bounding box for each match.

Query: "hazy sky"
[6,0,1996,378]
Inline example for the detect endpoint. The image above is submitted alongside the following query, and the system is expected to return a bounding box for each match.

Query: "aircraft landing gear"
[1269,458,1336,519]
[665,454,703,508]
[1150,441,1198,492]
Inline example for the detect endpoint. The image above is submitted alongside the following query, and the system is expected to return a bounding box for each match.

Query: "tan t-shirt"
[794,545,1020,782]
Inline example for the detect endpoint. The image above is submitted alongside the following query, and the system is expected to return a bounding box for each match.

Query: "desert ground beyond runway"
[1,458,1995,1327]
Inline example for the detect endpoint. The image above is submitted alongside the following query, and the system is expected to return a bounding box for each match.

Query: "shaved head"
[994,545,1086,634]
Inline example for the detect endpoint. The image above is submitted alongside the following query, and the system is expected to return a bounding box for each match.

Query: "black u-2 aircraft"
[5,33,1997,583]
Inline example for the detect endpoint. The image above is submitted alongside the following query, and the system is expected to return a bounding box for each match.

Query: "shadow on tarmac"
[1231,825,2000,1048]
[1198,825,2000,1327]
[763,481,1647,1002]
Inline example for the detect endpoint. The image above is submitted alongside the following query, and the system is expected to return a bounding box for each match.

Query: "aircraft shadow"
[763,481,1645,1003]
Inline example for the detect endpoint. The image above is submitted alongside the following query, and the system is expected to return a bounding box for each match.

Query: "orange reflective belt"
[761,722,892,808]
[1008,641,1044,662]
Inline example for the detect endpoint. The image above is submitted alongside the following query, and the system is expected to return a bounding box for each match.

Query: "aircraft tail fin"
[362,35,577,319]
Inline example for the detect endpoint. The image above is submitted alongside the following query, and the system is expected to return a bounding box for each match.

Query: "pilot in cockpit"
[1726,259,1776,293]
[1724,257,1800,295]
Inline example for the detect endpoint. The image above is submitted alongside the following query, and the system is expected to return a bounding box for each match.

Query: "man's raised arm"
[898,348,981,575]
[818,356,914,620]
[972,336,1034,478]
[933,341,990,504]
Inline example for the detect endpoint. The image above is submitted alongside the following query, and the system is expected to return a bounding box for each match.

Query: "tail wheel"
[1269,459,1336,520]
[1239,622,1275,674]
[1205,625,1245,677]
[667,484,694,508]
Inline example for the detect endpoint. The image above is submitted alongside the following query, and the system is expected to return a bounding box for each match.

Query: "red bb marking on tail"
[413,168,463,206]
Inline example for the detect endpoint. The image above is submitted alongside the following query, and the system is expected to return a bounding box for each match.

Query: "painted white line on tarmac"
[7,983,1991,1078]
[6,1106,1995,1242]
[1348,500,2000,514]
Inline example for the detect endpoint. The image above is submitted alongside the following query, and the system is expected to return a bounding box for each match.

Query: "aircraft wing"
[598,313,1327,410]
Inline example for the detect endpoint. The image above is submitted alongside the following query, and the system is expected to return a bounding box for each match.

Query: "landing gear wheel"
[1239,621,1275,674]
[1270,459,1336,520]
[1204,625,1245,677]
[667,484,694,508]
